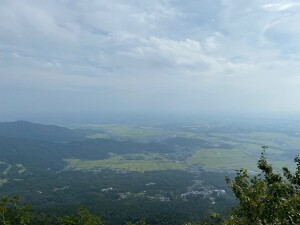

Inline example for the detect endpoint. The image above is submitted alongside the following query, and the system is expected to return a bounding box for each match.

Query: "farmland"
[65,154,186,172]
[64,123,298,173]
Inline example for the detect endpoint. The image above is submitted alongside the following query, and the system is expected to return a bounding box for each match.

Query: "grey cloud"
[1,0,300,115]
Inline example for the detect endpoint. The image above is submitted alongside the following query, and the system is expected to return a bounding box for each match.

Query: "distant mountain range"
[0,120,88,142]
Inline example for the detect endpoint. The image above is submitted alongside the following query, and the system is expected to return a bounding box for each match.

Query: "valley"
[0,118,299,224]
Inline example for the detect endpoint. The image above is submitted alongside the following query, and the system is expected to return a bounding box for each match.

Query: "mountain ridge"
[0,120,88,142]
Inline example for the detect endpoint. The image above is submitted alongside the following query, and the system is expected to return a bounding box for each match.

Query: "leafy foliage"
[223,147,300,225]
[125,220,147,225]
[58,207,104,225]
[0,196,30,225]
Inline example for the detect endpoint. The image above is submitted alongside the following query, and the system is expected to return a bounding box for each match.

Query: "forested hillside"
[0,121,88,142]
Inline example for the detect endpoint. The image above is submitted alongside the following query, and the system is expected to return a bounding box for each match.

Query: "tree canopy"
[200,147,300,225]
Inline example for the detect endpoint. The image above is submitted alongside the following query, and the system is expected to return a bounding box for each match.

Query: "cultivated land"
[84,124,164,140]
[0,161,27,187]
[64,123,298,173]
[65,154,186,172]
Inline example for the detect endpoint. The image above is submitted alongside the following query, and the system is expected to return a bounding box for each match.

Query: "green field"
[83,124,164,140]
[65,154,186,172]
[186,148,257,171]
[186,147,293,172]
[64,144,294,173]
[209,132,300,150]
[67,125,300,173]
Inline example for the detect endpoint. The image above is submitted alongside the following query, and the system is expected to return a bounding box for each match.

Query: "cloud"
[1,0,300,115]
[261,2,300,12]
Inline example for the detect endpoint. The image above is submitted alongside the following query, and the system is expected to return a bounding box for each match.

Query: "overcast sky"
[1,0,300,117]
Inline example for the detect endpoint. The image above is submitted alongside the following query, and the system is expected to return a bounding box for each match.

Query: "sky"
[1,0,300,117]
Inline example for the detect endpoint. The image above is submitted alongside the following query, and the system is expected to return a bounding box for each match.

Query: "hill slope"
[0,121,87,142]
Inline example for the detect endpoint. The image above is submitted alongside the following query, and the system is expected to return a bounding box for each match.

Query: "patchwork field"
[65,154,186,172]
[66,124,300,173]
[209,132,300,150]
[0,161,26,177]
[0,161,27,183]
[84,124,164,140]
[64,143,295,173]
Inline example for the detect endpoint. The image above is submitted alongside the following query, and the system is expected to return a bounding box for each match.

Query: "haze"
[1,0,300,119]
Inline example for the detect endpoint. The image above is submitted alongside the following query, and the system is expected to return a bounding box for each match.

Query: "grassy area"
[65,154,186,172]
[16,164,26,174]
[209,132,300,150]
[70,126,300,173]
[86,125,164,140]
[0,162,12,175]
[186,148,259,171]
[1,162,27,175]
[186,146,294,172]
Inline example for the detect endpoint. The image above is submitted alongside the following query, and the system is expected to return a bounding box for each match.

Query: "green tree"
[58,206,104,225]
[125,219,147,225]
[223,148,300,225]
[0,196,30,225]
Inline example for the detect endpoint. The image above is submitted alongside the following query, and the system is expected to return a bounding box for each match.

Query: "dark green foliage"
[1,169,218,225]
[194,212,223,225]
[189,149,300,225]
[223,148,300,225]
[125,219,147,225]
[0,136,65,170]
[0,121,88,142]
[64,139,175,160]
[0,196,30,225]
[58,207,104,225]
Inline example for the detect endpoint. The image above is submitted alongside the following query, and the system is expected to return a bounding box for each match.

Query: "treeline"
[199,149,300,225]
